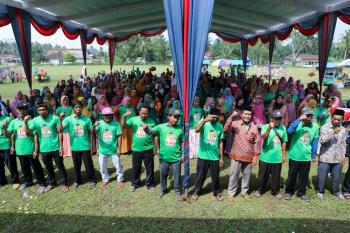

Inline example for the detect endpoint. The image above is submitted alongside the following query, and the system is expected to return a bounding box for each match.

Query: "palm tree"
[339,29,350,59]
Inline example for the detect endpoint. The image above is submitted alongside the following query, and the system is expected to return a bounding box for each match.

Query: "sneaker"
[284,193,292,200]
[12,183,20,190]
[298,195,310,202]
[38,186,46,194]
[227,195,234,202]
[175,193,183,201]
[117,181,125,188]
[255,191,262,198]
[129,186,136,192]
[242,194,251,201]
[89,182,96,189]
[191,193,199,201]
[274,193,282,199]
[71,183,79,189]
[343,192,350,198]
[215,193,224,201]
[20,184,30,190]
[158,192,165,198]
[316,192,324,199]
[148,187,156,192]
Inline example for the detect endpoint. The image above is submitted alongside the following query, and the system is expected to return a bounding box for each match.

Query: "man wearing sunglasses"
[285,107,319,201]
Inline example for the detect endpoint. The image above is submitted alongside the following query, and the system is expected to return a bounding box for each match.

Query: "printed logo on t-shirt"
[207,130,217,144]
[165,132,176,146]
[74,124,84,136]
[17,126,27,138]
[300,131,310,145]
[41,125,51,137]
[136,125,146,138]
[103,129,112,142]
[273,135,281,145]
[193,113,201,121]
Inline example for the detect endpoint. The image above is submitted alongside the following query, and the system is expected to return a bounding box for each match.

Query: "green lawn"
[0,155,349,233]
[1,64,350,232]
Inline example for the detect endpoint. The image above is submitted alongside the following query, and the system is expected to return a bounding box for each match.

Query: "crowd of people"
[0,67,350,202]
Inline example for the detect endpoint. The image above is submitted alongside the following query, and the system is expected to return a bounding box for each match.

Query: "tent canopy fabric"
[2,0,350,43]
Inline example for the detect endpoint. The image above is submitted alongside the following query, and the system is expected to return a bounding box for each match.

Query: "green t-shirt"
[319,108,330,127]
[7,119,35,156]
[96,120,122,155]
[153,123,183,162]
[0,116,12,150]
[289,122,319,161]
[62,115,92,151]
[126,116,155,152]
[197,121,224,161]
[260,124,288,163]
[119,105,135,121]
[56,106,73,132]
[190,107,203,129]
[32,115,60,153]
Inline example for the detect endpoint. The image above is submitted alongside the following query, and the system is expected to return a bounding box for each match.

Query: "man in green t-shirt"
[121,105,156,192]
[191,108,224,201]
[2,102,46,193]
[92,107,124,188]
[32,103,68,193]
[152,109,184,200]
[0,107,19,189]
[58,101,96,189]
[255,110,288,199]
[285,107,319,202]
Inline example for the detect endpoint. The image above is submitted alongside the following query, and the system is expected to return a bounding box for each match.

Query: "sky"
[0,20,349,50]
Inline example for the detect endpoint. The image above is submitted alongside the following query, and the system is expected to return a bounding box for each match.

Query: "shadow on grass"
[0,213,349,233]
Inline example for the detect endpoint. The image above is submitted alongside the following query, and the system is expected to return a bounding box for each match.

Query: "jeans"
[99,154,124,182]
[257,160,282,195]
[19,155,46,187]
[160,160,181,194]
[131,149,154,188]
[0,149,19,185]
[317,162,342,196]
[72,150,96,184]
[194,158,220,196]
[227,160,252,196]
[41,150,68,186]
[343,159,350,194]
[285,159,311,196]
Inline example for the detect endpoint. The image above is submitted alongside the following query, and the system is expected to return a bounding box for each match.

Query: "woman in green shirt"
[56,95,73,157]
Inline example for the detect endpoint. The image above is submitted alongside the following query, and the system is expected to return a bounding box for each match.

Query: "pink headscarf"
[286,94,297,123]
[252,95,266,126]
[10,91,24,117]
[60,95,69,108]
[121,96,131,106]
[95,95,110,112]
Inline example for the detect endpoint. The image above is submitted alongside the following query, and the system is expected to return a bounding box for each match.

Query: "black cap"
[16,102,28,109]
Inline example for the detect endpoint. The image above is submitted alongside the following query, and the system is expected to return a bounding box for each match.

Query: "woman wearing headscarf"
[111,83,124,106]
[56,95,73,157]
[297,94,314,116]
[203,97,215,117]
[10,91,24,117]
[166,99,183,126]
[268,94,289,127]
[114,96,136,154]
[95,95,110,117]
[285,94,297,126]
[252,94,266,128]
[223,88,234,108]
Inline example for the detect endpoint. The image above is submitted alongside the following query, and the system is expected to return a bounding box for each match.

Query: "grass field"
[1,64,350,232]
[0,156,349,233]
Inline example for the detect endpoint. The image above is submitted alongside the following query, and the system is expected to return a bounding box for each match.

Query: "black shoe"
[284,193,292,200]
[298,195,310,202]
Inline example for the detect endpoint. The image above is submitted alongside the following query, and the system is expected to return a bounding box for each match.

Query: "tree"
[338,29,350,59]
[64,53,76,63]
[32,42,47,64]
